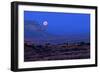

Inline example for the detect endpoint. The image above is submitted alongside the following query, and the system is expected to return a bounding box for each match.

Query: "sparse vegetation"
[24,41,90,62]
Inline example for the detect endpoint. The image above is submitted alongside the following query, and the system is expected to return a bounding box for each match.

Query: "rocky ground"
[24,43,90,62]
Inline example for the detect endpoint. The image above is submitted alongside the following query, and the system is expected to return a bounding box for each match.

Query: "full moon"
[43,21,48,26]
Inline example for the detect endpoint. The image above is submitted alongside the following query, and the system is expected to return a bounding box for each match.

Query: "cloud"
[24,20,47,32]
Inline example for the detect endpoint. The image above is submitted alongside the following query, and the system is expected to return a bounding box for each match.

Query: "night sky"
[24,11,90,44]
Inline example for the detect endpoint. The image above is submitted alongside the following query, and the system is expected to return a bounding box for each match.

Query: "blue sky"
[24,11,90,43]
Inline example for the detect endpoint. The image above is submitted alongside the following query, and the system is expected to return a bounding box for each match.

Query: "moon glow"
[43,21,48,26]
